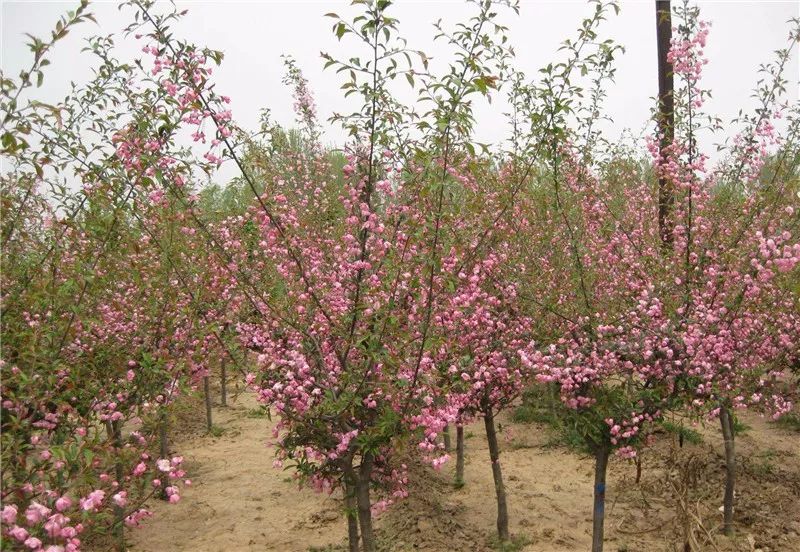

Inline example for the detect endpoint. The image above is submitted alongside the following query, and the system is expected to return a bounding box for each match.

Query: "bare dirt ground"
[127,388,800,552]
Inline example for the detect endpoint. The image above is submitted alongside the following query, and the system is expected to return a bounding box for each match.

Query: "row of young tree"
[2,1,798,551]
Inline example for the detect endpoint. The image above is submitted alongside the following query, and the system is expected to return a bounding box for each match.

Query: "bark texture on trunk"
[656,0,675,246]
[455,424,465,486]
[220,357,227,407]
[483,405,509,542]
[356,453,376,552]
[591,446,610,552]
[635,455,642,484]
[159,410,169,501]
[204,375,213,431]
[108,420,125,551]
[345,479,360,552]
[443,423,452,452]
[720,406,736,536]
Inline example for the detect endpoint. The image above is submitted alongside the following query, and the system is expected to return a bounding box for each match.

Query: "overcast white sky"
[2,0,799,180]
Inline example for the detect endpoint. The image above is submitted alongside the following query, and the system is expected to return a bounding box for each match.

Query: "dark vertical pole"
[220,357,227,407]
[656,0,675,247]
[204,375,213,432]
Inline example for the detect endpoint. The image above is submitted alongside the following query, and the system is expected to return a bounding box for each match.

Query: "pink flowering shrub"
[2,1,798,552]
[516,5,799,548]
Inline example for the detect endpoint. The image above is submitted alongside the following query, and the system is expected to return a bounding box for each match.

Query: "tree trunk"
[655,0,675,247]
[455,424,465,487]
[592,446,611,552]
[107,420,125,551]
[356,453,376,552]
[345,479,360,552]
[635,455,642,484]
[720,406,736,536]
[483,405,510,542]
[220,357,227,407]
[443,423,451,452]
[549,382,558,419]
[159,410,169,501]
[204,375,213,432]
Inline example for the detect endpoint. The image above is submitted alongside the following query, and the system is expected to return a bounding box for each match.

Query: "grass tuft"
[488,534,532,552]
[246,406,270,418]
[774,412,800,432]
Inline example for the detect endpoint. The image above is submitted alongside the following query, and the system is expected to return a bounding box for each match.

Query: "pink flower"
[112,492,128,507]
[44,513,67,538]
[1,504,18,524]
[165,486,180,504]
[8,525,28,541]
[24,537,42,550]
[132,462,147,477]
[24,501,50,525]
[79,490,105,511]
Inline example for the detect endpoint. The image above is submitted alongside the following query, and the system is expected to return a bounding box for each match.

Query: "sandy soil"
[127,388,800,552]
[127,390,342,552]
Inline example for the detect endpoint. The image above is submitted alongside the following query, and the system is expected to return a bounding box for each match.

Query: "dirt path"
[128,391,340,552]
[129,391,800,552]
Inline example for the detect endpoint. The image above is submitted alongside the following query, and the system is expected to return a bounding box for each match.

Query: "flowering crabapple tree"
[516,4,800,550]
[419,152,536,541]
[652,1,800,536]
[437,245,531,542]
[517,150,680,552]
[129,0,522,550]
[0,0,244,548]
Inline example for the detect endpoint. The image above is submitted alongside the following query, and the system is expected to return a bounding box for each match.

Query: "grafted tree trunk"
[204,375,213,432]
[483,404,509,542]
[159,410,169,457]
[220,357,227,407]
[344,478,360,552]
[107,420,125,551]
[591,446,611,552]
[720,406,736,536]
[356,453,376,552]
[455,424,465,487]
[635,455,642,484]
[159,409,169,501]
